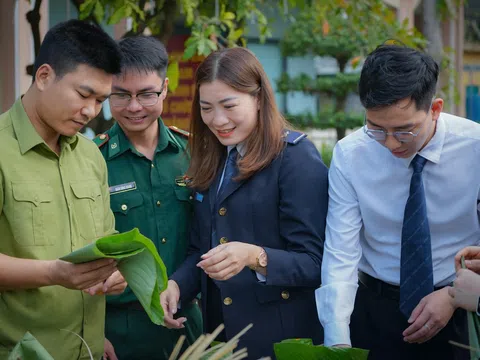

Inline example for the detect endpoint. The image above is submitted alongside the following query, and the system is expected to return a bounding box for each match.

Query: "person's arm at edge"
[315,143,363,347]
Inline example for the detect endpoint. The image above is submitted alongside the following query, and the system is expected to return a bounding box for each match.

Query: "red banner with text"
[163,34,204,131]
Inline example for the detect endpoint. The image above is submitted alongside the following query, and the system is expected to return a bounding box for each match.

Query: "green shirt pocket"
[174,187,193,203]
[110,192,144,215]
[11,182,54,246]
[70,181,103,241]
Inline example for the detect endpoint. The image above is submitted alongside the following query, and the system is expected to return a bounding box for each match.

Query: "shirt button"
[189,196,193,200]
[161,238,167,244]
[223,297,232,306]
[218,207,227,216]
[156,201,161,206]
[281,291,290,300]
[220,237,228,244]
[121,204,128,211]
[151,163,155,168]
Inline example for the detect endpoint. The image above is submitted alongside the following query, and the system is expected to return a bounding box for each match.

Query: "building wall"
[0,1,15,112]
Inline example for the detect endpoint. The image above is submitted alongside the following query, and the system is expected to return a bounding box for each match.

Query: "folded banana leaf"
[8,332,54,360]
[460,256,480,360]
[274,339,369,360]
[61,228,168,325]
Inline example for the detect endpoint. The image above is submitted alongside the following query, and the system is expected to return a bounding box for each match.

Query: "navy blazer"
[171,133,328,359]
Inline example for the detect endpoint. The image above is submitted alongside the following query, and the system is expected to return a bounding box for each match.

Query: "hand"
[403,287,456,344]
[196,242,260,281]
[104,338,118,360]
[455,246,480,273]
[160,280,186,329]
[448,268,480,312]
[84,270,127,296]
[48,258,117,290]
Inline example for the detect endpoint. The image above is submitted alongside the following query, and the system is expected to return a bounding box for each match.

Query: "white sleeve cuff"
[323,322,351,347]
[256,272,266,282]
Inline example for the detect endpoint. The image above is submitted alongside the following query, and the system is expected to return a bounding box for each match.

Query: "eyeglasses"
[363,109,431,143]
[109,82,165,108]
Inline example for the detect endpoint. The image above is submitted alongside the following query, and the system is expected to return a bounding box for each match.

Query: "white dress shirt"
[316,113,480,346]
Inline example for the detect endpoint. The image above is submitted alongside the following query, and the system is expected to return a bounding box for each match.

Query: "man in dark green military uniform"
[93,36,202,359]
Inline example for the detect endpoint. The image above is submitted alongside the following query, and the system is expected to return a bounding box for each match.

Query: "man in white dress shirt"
[317,44,479,359]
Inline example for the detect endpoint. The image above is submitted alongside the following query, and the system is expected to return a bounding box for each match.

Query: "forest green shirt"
[97,120,193,305]
[0,99,116,360]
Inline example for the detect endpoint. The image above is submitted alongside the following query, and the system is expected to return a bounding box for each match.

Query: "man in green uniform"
[94,36,202,359]
[0,20,127,360]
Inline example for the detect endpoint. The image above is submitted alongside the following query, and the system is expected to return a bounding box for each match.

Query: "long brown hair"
[187,47,289,190]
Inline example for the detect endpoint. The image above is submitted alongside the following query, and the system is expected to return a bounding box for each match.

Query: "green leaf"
[93,2,105,24]
[229,28,244,41]
[222,11,236,21]
[79,0,96,20]
[274,339,369,360]
[166,61,180,93]
[197,38,206,56]
[129,1,145,21]
[79,0,96,14]
[107,5,129,25]
[182,43,197,60]
[205,39,217,52]
[8,332,54,360]
[60,228,168,326]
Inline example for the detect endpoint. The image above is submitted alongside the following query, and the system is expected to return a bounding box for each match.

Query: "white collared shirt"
[316,113,480,346]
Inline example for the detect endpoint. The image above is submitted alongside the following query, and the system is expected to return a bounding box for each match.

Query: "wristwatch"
[250,248,267,271]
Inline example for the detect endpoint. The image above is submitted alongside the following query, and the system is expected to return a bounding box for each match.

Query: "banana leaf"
[8,332,54,360]
[274,339,369,360]
[61,228,168,325]
[460,256,480,360]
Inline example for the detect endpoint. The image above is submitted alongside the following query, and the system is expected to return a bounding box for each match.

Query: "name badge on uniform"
[195,192,204,202]
[109,181,137,195]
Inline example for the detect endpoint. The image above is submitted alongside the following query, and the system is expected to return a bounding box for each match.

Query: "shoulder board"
[283,130,307,145]
[169,125,190,138]
[92,133,109,148]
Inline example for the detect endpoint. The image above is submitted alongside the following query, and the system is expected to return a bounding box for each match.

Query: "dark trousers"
[351,275,469,360]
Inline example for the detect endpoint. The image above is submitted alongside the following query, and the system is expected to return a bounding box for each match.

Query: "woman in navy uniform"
[160,47,328,359]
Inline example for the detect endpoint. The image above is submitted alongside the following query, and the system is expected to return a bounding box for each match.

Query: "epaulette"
[92,133,109,147]
[169,126,190,138]
[283,130,307,145]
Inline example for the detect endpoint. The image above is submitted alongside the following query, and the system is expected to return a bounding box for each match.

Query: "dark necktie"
[217,147,238,200]
[399,154,434,318]
[211,148,238,248]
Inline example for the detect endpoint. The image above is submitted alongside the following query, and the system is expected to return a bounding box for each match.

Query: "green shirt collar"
[107,118,180,160]
[11,98,79,154]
